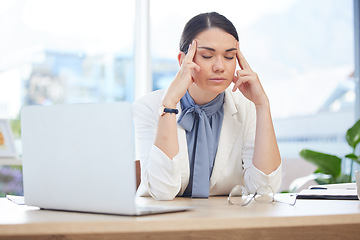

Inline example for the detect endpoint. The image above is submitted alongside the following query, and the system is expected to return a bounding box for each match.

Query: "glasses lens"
[228,185,250,205]
[254,185,274,203]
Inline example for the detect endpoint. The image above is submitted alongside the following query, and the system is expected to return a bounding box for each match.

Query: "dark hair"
[179,12,239,54]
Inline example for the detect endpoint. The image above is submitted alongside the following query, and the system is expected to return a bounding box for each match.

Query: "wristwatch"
[158,105,179,116]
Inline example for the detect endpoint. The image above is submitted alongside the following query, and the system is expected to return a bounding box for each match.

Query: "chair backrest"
[135,160,141,190]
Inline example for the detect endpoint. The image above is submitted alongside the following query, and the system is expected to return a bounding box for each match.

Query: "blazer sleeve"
[240,98,282,194]
[132,91,182,200]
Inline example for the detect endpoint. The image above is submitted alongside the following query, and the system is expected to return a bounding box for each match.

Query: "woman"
[133,12,282,200]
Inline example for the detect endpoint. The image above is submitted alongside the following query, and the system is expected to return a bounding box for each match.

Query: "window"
[0,0,135,119]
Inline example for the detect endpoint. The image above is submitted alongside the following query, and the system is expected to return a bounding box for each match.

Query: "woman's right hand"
[161,40,200,108]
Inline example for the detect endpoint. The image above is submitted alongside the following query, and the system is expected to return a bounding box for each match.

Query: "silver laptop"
[21,102,191,216]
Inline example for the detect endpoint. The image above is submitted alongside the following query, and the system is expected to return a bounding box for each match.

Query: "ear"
[177,52,186,67]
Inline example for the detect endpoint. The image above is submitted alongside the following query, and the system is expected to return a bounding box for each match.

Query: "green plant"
[299,119,360,185]
[10,117,21,139]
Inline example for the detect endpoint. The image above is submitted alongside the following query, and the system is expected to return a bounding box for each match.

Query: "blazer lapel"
[209,90,242,189]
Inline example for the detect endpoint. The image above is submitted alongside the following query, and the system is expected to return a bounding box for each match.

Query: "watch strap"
[163,107,179,115]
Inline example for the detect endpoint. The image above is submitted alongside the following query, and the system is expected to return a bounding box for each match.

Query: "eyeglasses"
[228,185,297,206]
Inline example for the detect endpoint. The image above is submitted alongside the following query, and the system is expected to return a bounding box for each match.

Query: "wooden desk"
[0,196,359,240]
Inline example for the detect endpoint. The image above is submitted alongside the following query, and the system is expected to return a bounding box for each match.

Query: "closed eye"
[225,56,234,60]
[202,55,213,59]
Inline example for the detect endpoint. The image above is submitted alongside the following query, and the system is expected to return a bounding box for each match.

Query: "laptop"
[21,102,192,216]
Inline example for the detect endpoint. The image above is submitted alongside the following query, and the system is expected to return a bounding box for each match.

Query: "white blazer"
[133,87,282,200]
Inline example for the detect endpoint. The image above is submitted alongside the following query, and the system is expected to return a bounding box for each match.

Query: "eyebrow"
[198,46,237,52]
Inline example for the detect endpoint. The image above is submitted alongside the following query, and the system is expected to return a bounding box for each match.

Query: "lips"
[208,77,226,83]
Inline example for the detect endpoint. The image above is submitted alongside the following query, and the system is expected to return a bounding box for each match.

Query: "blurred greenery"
[1,114,23,197]
[10,115,21,139]
[0,166,23,197]
[300,119,360,185]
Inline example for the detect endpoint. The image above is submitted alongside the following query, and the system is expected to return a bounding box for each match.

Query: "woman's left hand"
[232,42,268,106]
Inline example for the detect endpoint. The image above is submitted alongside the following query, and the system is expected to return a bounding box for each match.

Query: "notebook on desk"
[21,102,192,216]
[296,183,359,200]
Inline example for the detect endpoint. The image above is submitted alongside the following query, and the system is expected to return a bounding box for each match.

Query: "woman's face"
[189,27,237,103]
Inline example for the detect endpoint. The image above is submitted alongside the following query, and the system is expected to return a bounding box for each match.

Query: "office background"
[0,0,359,196]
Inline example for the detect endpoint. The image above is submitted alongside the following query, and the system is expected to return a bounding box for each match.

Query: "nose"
[212,56,225,72]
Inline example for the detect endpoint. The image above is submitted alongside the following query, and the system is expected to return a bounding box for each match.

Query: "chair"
[135,160,141,190]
